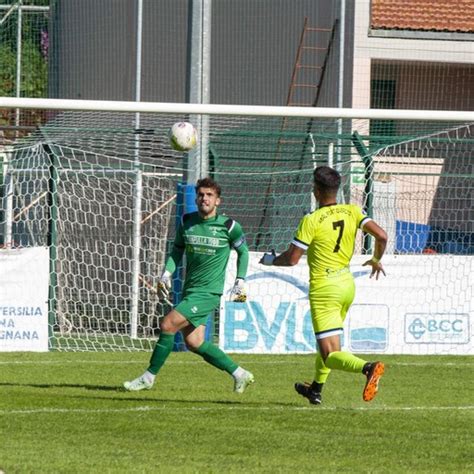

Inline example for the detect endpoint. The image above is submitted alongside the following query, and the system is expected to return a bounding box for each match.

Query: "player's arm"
[260,244,304,266]
[234,241,249,279]
[228,220,249,278]
[260,215,309,266]
[164,223,186,275]
[229,221,249,302]
[157,222,185,302]
[362,220,387,279]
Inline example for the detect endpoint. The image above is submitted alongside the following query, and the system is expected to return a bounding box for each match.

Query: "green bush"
[0,41,47,97]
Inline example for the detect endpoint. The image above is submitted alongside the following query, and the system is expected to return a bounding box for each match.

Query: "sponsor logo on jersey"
[317,206,352,224]
[187,235,220,247]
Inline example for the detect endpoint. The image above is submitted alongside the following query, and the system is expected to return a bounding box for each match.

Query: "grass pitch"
[0,352,473,473]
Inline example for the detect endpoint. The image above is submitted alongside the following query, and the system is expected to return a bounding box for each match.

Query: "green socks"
[325,351,367,374]
[147,332,175,375]
[147,335,239,376]
[195,341,238,374]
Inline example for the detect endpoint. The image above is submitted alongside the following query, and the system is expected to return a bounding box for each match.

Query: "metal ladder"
[255,18,338,248]
[277,18,338,150]
[286,17,337,107]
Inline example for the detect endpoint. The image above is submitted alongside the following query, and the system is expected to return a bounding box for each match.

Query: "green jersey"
[165,212,249,295]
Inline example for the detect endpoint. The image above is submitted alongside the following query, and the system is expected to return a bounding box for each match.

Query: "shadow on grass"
[0,382,299,407]
[0,382,121,392]
[81,393,298,408]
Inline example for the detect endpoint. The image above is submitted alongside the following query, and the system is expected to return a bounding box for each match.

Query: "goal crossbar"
[1,97,474,122]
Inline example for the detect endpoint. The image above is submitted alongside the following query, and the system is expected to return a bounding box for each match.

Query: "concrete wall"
[49,0,354,107]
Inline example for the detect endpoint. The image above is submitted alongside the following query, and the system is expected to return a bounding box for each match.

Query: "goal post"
[0,97,472,354]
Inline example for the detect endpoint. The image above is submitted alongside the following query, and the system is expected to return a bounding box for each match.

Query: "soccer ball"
[168,121,198,152]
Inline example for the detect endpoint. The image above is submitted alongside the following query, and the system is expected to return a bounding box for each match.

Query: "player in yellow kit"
[260,166,387,404]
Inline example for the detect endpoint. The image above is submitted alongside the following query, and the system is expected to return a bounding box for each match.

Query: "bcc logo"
[405,314,469,344]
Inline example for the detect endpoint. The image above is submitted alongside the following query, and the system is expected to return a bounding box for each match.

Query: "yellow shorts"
[309,274,355,340]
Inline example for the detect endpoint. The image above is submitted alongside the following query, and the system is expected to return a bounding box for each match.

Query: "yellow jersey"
[292,204,371,283]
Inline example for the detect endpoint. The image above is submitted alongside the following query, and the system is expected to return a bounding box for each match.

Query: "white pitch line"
[0,360,472,367]
[0,405,473,416]
[387,362,474,367]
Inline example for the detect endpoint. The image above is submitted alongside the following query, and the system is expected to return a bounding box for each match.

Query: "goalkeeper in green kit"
[124,177,254,394]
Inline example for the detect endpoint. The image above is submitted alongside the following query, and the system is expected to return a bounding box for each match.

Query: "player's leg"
[148,309,189,373]
[296,279,363,404]
[295,282,344,404]
[314,352,331,388]
[320,335,366,371]
[123,309,188,391]
[316,282,368,373]
[319,280,385,401]
[294,351,329,405]
[183,324,239,373]
[320,338,384,401]
[182,308,254,394]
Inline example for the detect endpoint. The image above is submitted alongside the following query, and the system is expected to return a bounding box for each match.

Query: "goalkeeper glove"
[157,270,172,304]
[259,249,276,266]
[230,278,247,303]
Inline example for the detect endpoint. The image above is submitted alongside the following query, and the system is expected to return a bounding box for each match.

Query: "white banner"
[0,247,49,352]
[220,253,473,355]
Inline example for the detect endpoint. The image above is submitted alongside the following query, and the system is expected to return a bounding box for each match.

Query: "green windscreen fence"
[1,109,472,350]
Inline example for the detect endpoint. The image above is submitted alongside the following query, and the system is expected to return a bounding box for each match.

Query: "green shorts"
[174,292,221,327]
[309,274,355,340]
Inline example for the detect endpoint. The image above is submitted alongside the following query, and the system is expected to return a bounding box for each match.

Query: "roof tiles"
[370,0,474,33]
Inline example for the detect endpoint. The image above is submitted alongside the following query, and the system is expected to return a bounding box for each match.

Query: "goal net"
[0,99,472,353]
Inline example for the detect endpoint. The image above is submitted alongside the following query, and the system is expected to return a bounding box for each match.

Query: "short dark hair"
[195,177,222,197]
[313,166,341,194]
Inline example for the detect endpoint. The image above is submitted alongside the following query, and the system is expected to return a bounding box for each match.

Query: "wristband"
[372,256,380,263]
[162,270,172,279]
